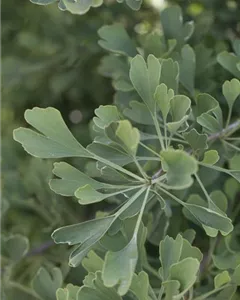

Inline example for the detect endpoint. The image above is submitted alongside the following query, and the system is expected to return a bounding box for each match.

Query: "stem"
[225,106,232,129]
[93,154,145,182]
[223,140,240,152]
[193,284,231,300]
[149,285,158,300]
[114,186,146,219]
[153,114,165,150]
[158,286,164,300]
[139,141,162,157]
[133,186,150,236]
[133,156,149,180]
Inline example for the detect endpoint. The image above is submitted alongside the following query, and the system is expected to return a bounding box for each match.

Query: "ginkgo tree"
[6,1,240,300]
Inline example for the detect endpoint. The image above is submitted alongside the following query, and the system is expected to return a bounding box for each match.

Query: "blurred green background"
[1,0,240,299]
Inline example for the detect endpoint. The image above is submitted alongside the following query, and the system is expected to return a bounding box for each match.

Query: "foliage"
[2,0,240,300]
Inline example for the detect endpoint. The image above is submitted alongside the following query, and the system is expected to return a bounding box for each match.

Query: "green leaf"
[167,95,191,133]
[210,190,228,213]
[217,51,240,79]
[160,6,194,46]
[116,120,140,156]
[56,284,80,300]
[102,235,138,296]
[202,150,220,165]
[162,280,180,300]
[117,0,142,11]
[77,271,122,300]
[30,0,57,4]
[184,203,233,235]
[159,234,183,280]
[98,55,132,92]
[60,0,103,15]
[154,83,174,121]
[129,272,150,300]
[98,24,137,57]
[214,271,231,288]
[213,253,240,270]
[169,258,199,292]
[51,216,115,266]
[13,107,91,158]
[196,94,223,133]
[180,238,203,262]
[160,58,179,94]
[74,184,121,205]
[105,120,140,156]
[82,251,104,273]
[130,54,161,112]
[232,264,240,285]
[123,101,153,125]
[178,45,196,95]
[32,267,62,300]
[2,234,29,261]
[222,78,240,110]
[160,149,198,189]
[87,142,132,166]
[93,105,121,130]
[183,129,208,152]
[49,162,107,196]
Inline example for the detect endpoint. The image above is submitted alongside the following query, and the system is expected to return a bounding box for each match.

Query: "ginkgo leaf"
[60,0,103,15]
[232,264,240,285]
[52,216,115,266]
[154,83,174,121]
[169,258,199,292]
[75,184,125,205]
[87,142,132,166]
[56,284,80,300]
[105,120,140,156]
[13,107,91,158]
[183,129,208,152]
[77,271,122,300]
[159,234,183,280]
[98,24,137,57]
[49,162,108,196]
[178,45,196,95]
[184,203,233,235]
[102,235,138,296]
[160,149,198,189]
[160,5,194,46]
[196,93,223,133]
[167,95,191,133]
[129,272,150,300]
[180,239,203,262]
[82,251,104,273]
[130,54,161,112]
[117,0,142,10]
[93,105,121,130]
[30,0,56,4]
[160,58,179,94]
[222,78,240,110]
[32,267,62,300]
[217,51,240,79]
[2,234,29,261]
[202,150,219,165]
[214,271,231,289]
[123,101,153,125]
